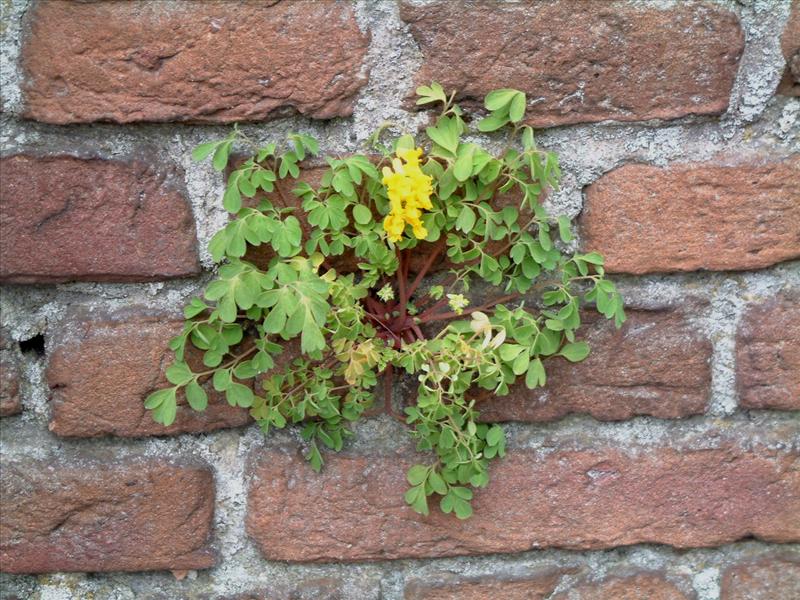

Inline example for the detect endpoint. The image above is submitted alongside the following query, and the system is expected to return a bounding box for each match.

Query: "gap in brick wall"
[18,333,45,357]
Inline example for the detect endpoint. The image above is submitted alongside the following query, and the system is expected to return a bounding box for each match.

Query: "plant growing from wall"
[145,84,625,519]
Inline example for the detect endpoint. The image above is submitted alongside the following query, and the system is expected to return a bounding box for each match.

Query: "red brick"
[580,157,800,274]
[0,329,22,417]
[476,307,710,422]
[404,569,569,600]
[246,444,799,562]
[737,294,800,411]
[553,573,691,600]
[720,557,800,600]
[401,1,743,128]
[47,307,250,437]
[21,1,369,124]
[778,1,799,96]
[0,457,216,573]
[0,155,199,283]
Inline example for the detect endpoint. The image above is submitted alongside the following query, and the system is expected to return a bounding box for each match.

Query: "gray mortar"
[1,0,799,598]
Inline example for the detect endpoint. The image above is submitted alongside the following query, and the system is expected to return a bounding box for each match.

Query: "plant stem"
[194,344,259,379]
[419,294,520,324]
[406,237,446,300]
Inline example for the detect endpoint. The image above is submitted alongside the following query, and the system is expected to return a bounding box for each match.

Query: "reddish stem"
[367,311,402,343]
[365,296,384,317]
[419,294,520,324]
[397,249,408,317]
[406,237,446,300]
[418,296,449,320]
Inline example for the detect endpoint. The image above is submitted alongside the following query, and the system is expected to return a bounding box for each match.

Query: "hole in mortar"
[18,334,45,357]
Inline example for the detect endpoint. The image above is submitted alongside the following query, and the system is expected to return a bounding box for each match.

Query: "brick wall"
[0,1,798,598]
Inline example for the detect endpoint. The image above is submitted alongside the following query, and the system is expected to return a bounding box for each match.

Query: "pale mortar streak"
[720,0,793,132]
[692,567,722,600]
[174,129,229,269]
[0,0,30,115]
[352,0,429,143]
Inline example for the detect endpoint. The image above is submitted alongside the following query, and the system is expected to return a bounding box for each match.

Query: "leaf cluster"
[145,84,625,519]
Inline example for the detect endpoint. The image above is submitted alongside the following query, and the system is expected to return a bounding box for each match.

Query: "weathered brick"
[21,1,369,124]
[737,294,800,411]
[580,157,800,274]
[476,307,710,422]
[552,572,691,600]
[0,155,199,283]
[720,557,800,600]
[778,1,799,96]
[47,307,250,437]
[404,569,569,600]
[0,329,22,417]
[0,457,216,573]
[246,444,799,562]
[401,0,743,127]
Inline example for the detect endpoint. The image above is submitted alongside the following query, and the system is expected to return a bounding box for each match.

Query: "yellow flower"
[382,147,433,243]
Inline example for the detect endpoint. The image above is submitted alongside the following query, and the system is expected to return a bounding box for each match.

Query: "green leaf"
[223,180,242,213]
[405,484,430,516]
[438,427,456,449]
[185,381,208,411]
[525,358,546,389]
[407,464,429,486]
[486,424,504,446]
[226,382,254,408]
[484,89,517,111]
[149,387,177,426]
[307,443,323,473]
[557,215,574,242]
[165,362,194,386]
[263,306,287,334]
[477,112,508,132]
[301,319,326,355]
[192,141,220,162]
[353,204,372,225]
[395,134,416,152]
[521,126,535,150]
[208,230,228,263]
[545,318,564,331]
[508,92,526,122]
[453,497,473,520]
[454,143,476,182]
[184,297,207,319]
[416,82,447,105]
[212,140,232,171]
[219,295,237,323]
[512,352,530,376]
[451,486,473,500]
[144,387,174,410]
[426,115,459,154]
[582,252,605,265]
[559,341,590,362]
[427,470,448,495]
[455,205,476,233]
[538,226,552,251]
[498,343,525,361]
[154,395,177,426]
[213,369,231,392]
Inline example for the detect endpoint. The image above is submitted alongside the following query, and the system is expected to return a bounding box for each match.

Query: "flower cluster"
[382,147,434,243]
